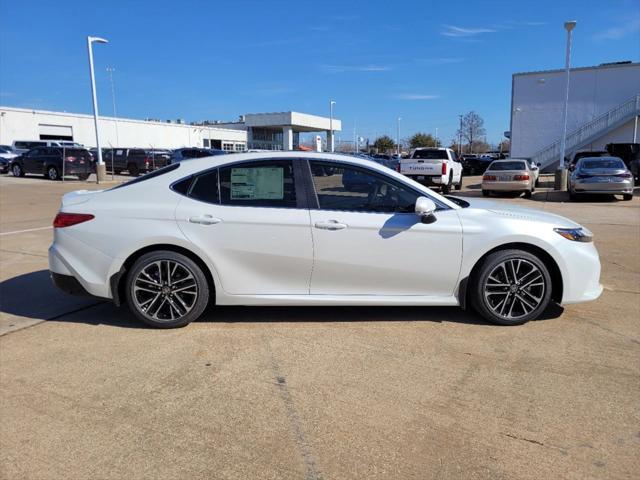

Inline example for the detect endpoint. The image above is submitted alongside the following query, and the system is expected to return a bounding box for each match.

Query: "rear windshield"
[488,161,526,171]
[110,163,180,190]
[582,159,625,170]
[56,148,90,156]
[412,150,448,160]
[15,141,45,149]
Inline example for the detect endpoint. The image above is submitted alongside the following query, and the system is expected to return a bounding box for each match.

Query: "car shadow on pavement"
[0,270,564,329]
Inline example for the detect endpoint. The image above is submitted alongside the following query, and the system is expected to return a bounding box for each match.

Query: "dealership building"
[0,107,341,152]
[509,61,640,170]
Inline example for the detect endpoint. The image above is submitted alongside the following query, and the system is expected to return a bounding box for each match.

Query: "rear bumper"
[482,180,531,191]
[573,179,633,194]
[50,272,92,297]
[404,174,444,186]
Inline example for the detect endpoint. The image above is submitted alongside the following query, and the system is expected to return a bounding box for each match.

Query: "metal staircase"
[530,94,640,172]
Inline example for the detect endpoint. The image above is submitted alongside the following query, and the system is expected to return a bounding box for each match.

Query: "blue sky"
[1,0,638,146]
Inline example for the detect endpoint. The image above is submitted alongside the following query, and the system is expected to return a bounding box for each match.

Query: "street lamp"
[458,114,463,156]
[396,117,401,156]
[329,100,336,152]
[87,35,108,183]
[556,20,577,191]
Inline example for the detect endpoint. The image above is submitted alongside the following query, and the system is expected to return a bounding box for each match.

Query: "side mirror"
[415,196,437,224]
[568,165,575,172]
[536,162,541,167]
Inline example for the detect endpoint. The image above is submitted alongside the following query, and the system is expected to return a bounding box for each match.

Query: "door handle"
[189,215,222,225]
[314,220,347,231]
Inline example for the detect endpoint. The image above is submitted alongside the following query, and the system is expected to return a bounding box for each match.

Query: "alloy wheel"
[483,258,546,320]
[132,260,198,322]
[48,167,58,180]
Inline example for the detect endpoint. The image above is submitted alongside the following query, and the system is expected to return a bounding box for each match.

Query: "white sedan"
[49,152,602,328]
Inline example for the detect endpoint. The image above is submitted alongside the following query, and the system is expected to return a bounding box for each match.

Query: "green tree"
[409,132,438,149]
[373,135,396,152]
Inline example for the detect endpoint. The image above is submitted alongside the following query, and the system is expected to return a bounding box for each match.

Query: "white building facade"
[509,62,640,169]
[0,107,342,153]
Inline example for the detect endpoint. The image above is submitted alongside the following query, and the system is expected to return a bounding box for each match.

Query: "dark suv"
[10,147,94,180]
[169,148,227,164]
[103,148,171,176]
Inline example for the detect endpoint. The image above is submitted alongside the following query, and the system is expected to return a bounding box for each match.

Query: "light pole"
[106,66,120,147]
[458,114,463,156]
[556,20,577,191]
[396,117,401,156]
[329,100,336,152]
[435,127,438,147]
[87,36,108,183]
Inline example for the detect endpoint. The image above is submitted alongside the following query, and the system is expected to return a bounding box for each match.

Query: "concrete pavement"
[1,174,638,479]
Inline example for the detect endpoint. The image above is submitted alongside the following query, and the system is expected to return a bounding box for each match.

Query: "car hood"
[459,197,582,228]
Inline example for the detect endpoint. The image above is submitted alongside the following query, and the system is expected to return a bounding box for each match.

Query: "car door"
[174,158,313,295]
[22,148,42,173]
[307,160,463,296]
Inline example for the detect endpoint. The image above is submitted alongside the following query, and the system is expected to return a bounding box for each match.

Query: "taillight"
[53,212,94,228]
[514,174,530,181]
[441,162,447,175]
[65,156,76,163]
[616,173,632,178]
[577,174,592,179]
[483,175,497,181]
[396,163,401,172]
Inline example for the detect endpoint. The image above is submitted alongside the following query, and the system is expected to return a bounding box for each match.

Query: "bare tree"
[456,111,486,153]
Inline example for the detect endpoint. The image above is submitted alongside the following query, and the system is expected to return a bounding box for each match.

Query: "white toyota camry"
[49,152,602,328]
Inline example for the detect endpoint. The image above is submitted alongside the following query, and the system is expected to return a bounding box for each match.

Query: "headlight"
[554,227,593,242]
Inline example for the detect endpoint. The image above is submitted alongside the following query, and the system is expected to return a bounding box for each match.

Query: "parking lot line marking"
[0,226,52,236]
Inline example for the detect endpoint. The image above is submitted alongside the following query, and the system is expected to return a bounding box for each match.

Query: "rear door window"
[187,169,219,204]
[219,160,296,208]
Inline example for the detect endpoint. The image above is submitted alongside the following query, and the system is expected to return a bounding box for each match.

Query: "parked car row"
[3,144,229,180]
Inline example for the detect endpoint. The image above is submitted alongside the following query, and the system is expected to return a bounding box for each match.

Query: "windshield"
[412,149,448,160]
[488,161,527,171]
[581,159,625,170]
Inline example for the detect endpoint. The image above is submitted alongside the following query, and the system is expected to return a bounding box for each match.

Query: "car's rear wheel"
[125,251,210,328]
[441,173,453,194]
[128,163,139,176]
[46,166,60,181]
[454,173,463,191]
[11,163,24,177]
[523,189,532,199]
[470,249,552,326]
[482,189,490,197]
[622,193,633,201]
[77,173,90,181]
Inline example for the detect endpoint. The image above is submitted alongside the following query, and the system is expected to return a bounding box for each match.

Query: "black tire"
[470,249,552,326]
[482,190,490,197]
[46,165,60,181]
[441,173,453,194]
[523,189,532,199]
[77,173,90,181]
[569,189,579,201]
[622,193,633,201]
[11,163,24,177]
[454,173,463,191]
[124,251,210,328]
[114,169,122,175]
[128,163,139,176]
[535,178,540,188]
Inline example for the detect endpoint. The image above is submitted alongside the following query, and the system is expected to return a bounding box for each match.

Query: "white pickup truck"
[398,147,463,194]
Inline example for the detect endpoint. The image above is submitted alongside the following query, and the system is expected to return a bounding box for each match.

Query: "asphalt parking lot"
[1,173,638,480]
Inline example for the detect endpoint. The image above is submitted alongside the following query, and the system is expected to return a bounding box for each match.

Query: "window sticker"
[230,167,284,200]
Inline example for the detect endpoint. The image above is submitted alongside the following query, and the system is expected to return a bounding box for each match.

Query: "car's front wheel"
[622,193,633,201]
[125,251,210,328]
[11,163,24,177]
[470,249,552,325]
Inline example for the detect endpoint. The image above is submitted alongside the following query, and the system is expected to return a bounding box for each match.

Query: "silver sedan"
[569,156,634,201]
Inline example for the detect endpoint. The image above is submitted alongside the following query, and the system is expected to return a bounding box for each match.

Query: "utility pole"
[458,114,463,156]
[396,117,401,156]
[556,20,577,191]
